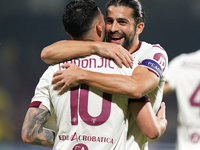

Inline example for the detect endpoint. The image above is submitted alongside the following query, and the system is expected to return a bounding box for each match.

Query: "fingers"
[52,71,67,91]
[159,102,168,127]
[53,80,69,95]
[112,51,133,68]
[118,52,133,68]
[161,102,166,107]
[116,47,133,68]
[52,72,63,84]
[58,84,68,95]
[99,43,133,68]
[53,71,63,78]
[53,79,65,90]
[53,63,72,78]
[161,102,166,113]
[52,76,69,95]
[62,63,71,68]
[113,57,123,68]
[157,102,166,120]
[52,63,80,95]
[118,46,133,68]
[127,54,134,68]
[162,102,166,119]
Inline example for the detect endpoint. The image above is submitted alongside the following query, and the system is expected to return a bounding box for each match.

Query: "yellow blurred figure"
[0,88,14,141]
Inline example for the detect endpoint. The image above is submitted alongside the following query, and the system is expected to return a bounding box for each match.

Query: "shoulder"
[141,41,165,51]
[140,42,168,60]
[40,64,60,79]
[138,42,168,72]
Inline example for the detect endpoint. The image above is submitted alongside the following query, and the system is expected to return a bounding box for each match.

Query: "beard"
[106,31,135,50]
[122,29,136,50]
[122,33,135,50]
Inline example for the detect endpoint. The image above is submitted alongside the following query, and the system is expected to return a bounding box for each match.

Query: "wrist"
[78,69,89,84]
[90,42,102,55]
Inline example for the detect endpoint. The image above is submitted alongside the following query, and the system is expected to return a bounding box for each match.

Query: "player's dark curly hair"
[106,0,146,27]
[63,0,100,38]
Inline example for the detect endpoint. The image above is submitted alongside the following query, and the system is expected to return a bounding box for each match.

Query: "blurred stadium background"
[0,0,200,149]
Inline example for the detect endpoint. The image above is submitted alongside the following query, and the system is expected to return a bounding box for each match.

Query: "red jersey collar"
[130,41,142,55]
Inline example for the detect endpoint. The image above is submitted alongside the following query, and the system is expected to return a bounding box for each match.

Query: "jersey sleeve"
[29,66,54,113]
[138,45,168,80]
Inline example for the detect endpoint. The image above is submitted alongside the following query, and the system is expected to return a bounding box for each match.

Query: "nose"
[110,21,119,33]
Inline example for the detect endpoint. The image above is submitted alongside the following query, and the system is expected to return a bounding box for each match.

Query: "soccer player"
[164,50,200,150]
[41,0,168,149]
[22,0,167,149]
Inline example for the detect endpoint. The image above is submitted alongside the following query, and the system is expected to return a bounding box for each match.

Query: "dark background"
[0,0,200,149]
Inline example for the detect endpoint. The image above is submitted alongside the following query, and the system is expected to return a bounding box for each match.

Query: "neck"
[128,36,140,53]
[72,30,102,42]
[72,35,94,41]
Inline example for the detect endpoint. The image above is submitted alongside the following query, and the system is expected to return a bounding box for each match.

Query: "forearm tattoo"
[22,108,55,147]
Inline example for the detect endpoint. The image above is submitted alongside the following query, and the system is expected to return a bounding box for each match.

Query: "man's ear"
[96,22,102,37]
[136,22,145,35]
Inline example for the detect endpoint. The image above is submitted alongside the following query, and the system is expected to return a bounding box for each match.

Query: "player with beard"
[41,0,168,149]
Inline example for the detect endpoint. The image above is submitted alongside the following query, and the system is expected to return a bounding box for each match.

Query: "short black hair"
[63,0,100,38]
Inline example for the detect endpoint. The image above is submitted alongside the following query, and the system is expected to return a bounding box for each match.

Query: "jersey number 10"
[70,84,112,126]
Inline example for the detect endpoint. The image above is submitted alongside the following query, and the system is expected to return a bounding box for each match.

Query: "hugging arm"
[41,40,133,68]
[21,104,55,147]
[52,63,159,99]
[130,102,167,140]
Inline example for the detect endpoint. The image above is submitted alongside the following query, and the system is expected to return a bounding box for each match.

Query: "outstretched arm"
[41,40,133,68]
[130,102,167,140]
[21,104,55,147]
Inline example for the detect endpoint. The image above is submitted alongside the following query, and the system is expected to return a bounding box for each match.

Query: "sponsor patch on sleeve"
[140,59,162,79]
